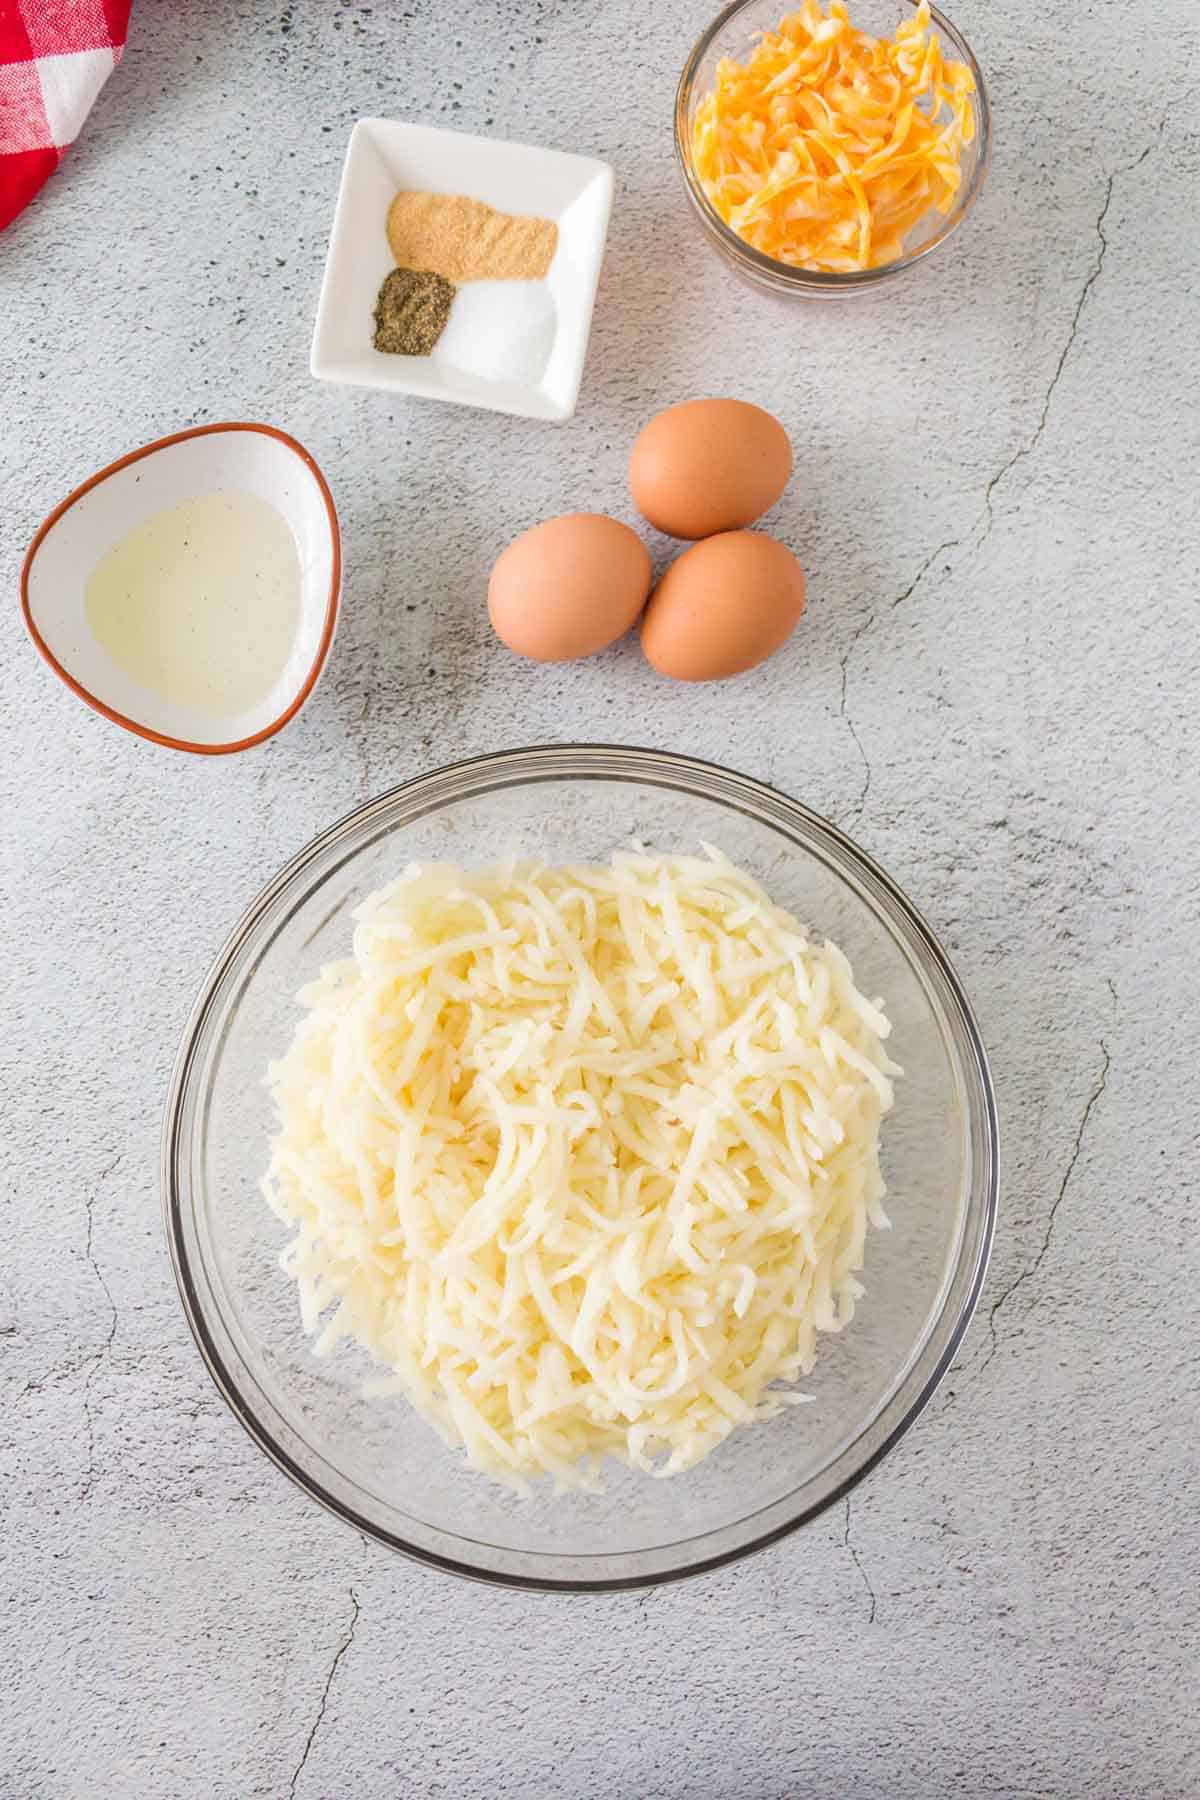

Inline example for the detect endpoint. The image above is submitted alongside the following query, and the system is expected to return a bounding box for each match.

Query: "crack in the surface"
[78,1160,122,1500]
[354,688,374,795]
[288,1589,360,1799]
[836,127,1163,788]
[843,1494,877,1625]
[978,1040,1111,1379]
[838,630,873,822]
[889,534,963,616]
[18,1158,123,1493]
[978,126,1163,542]
[16,1352,90,1403]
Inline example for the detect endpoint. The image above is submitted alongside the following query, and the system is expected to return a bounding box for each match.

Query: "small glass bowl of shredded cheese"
[676,0,990,294]
[165,747,997,1589]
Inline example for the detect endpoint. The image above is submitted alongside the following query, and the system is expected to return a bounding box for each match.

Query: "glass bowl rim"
[162,743,999,1591]
[674,0,993,290]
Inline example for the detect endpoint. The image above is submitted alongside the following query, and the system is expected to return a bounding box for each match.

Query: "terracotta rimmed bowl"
[21,422,341,755]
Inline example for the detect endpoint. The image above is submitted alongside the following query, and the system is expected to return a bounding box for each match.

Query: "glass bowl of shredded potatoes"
[675,0,991,295]
[164,746,996,1589]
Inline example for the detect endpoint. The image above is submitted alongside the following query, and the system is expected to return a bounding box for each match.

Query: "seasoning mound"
[387,191,558,284]
[373,267,456,355]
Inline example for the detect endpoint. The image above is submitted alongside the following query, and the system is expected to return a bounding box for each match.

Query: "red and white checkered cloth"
[0,0,131,231]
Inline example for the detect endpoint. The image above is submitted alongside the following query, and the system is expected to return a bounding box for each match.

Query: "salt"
[431,280,557,387]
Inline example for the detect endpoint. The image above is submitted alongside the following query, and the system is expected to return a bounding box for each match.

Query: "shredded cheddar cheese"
[263,849,899,1492]
[691,0,976,272]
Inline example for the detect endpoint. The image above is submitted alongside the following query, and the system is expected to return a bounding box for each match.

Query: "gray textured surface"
[2,2,1198,1795]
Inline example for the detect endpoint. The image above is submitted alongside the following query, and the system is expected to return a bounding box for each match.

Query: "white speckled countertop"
[2,3,1198,1795]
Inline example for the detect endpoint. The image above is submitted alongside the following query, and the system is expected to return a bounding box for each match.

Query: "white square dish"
[310,119,613,423]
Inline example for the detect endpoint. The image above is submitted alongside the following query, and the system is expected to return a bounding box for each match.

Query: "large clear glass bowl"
[163,746,997,1589]
[675,0,992,297]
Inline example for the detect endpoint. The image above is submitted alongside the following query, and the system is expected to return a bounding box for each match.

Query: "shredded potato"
[691,0,976,272]
[263,848,899,1492]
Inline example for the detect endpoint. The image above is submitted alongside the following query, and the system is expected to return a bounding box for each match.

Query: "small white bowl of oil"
[311,119,613,423]
[21,423,341,755]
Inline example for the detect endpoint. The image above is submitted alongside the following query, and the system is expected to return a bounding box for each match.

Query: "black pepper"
[373,266,455,355]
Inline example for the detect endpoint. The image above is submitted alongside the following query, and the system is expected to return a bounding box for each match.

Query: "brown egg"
[629,399,793,540]
[640,531,806,682]
[488,514,652,662]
